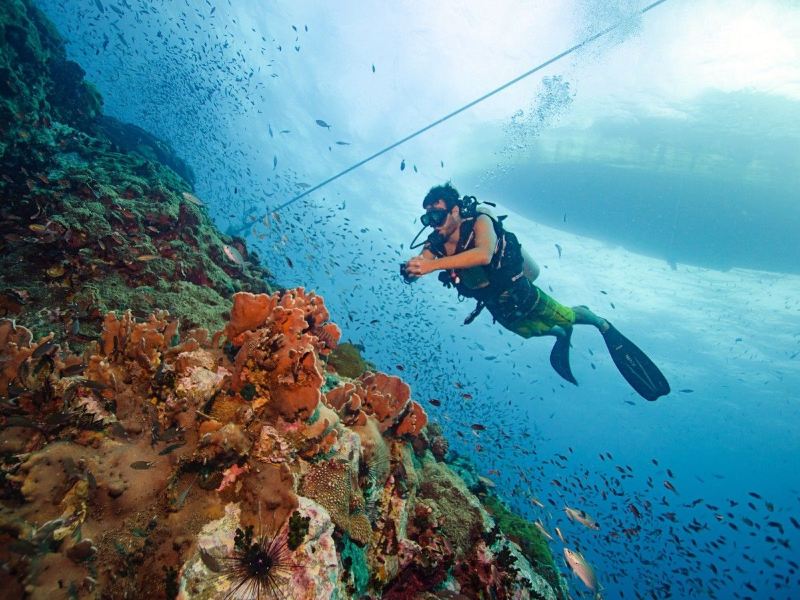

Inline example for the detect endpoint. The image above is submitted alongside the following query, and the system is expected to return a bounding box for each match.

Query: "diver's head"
[422,182,462,236]
[422,182,461,211]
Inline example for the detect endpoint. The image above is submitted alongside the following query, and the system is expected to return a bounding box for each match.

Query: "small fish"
[32,341,57,359]
[679,388,694,393]
[268,124,273,137]
[273,155,278,169]
[34,356,54,377]
[223,244,245,266]
[371,64,375,72]
[565,506,600,530]
[182,192,204,206]
[470,424,486,432]
[664,480,678,494]
[335,141,350,145]
[129,461,155,470]
[529,496,545,508]
[477,475,495,489]
[158,443,185,455]
[315,119,331,129]
[563,548,599,593]
[159,426,183,442]
[400,159,406,171]
[555,526,566,543]
[173,477,196,509]
[428,398,441,407]
[555,243,562,258]
[534,520,554,540]
[200,547,222,572]
[82,380,109,391]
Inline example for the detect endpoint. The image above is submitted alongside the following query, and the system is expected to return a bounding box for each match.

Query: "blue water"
[37,1,800,598]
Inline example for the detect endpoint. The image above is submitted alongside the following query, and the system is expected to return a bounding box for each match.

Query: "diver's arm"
[522,247,540,282]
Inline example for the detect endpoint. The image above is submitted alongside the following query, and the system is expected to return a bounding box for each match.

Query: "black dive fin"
[549,329,577,385]
[602,324,670,401]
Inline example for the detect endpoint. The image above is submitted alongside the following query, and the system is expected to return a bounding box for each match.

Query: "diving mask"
[420,208,448,228]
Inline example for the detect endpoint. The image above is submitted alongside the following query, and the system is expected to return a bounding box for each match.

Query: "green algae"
[287,510,311,551]
[74,274,233,332]
[327,342,375,379]
[480,492,564,596]
[338,533,369,597]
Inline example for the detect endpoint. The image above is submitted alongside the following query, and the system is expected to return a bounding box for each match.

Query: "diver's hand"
[406,255,436,277]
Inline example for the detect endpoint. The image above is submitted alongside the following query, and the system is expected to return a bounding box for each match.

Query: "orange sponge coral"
[323,373,428,438]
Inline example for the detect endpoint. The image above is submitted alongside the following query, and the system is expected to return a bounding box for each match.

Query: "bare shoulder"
[474,213,495,232]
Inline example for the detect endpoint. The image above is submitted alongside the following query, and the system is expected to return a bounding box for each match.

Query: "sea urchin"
[221,522,298,600]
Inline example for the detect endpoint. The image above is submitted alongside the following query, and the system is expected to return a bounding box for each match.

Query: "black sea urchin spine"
[221,522,299,600]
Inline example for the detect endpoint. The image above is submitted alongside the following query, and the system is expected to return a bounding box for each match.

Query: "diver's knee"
[549,325,570,338]
[572,306,607,330]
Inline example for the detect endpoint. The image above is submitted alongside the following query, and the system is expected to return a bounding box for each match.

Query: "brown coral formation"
[323,372,428,438]
[300,459,371,545]
[225,289,340,357]
[227,291,335,421]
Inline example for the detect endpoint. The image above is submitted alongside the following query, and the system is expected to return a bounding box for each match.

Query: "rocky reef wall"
[0,2,566,598]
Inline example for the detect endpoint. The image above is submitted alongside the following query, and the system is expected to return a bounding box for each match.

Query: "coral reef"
[0,290,565,599]
[0,0,272,345]
[0,2,566,599]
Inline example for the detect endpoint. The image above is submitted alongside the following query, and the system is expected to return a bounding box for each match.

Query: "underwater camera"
[400,262,415,283]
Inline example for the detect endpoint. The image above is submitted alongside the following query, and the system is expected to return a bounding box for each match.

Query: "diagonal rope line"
[270,0,669,213]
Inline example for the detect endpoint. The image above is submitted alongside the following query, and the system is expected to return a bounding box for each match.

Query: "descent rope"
[271,0,669,214]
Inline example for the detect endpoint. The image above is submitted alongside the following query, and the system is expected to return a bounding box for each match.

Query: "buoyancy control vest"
[424,197,529,324]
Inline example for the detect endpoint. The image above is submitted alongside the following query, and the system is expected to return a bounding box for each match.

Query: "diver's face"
[427,200,457,237]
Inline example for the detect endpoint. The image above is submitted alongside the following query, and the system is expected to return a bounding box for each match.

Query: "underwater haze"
[32,0,800,598]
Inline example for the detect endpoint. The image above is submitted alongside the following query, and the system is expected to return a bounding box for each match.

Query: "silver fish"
[563,548,600,595]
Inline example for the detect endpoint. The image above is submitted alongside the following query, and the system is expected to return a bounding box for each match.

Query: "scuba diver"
[401,183,670,401]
